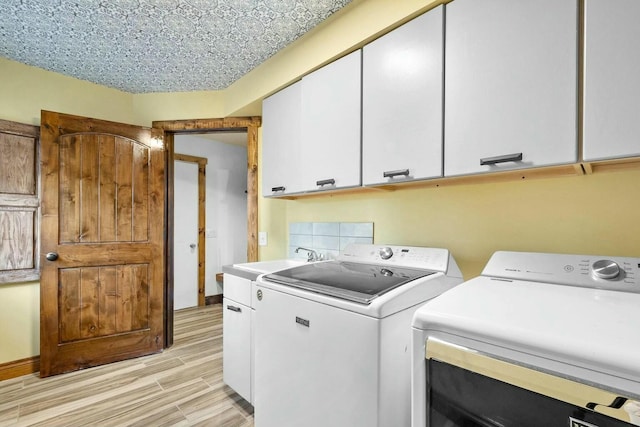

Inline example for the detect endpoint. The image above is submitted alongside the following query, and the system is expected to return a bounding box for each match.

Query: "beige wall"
[2,0,639,366]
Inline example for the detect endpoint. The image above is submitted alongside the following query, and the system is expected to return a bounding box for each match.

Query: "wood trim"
[174,153,208,306]
[164,133,175,349]
[246,122,259,262]
[273,164,587,200]
[153,116,261,271]
[0,118,39,138]
[153,117,261,131]
[174,153,208,166]
[581,156,640,174]
[0,356,40,380]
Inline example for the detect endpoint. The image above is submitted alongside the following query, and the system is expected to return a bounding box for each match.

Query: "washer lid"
[263,261,435,304]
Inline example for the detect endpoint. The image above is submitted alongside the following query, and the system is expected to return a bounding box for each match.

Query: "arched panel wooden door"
[39,111,165,377]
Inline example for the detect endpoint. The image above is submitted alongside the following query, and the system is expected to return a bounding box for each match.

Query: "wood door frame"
[153,117,261,348]
[173,153,207,307]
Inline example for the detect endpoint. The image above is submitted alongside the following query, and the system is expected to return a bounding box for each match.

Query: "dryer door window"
[428,359,633,427]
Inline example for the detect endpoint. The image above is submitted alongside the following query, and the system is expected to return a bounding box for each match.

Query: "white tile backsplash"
[312,222,340,236]
[289,233,313,248]
[340,222,374,238]
[289,222,373,260]
[312,235,340,250]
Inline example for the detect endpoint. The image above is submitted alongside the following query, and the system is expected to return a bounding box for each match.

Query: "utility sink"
[231,259,307,275]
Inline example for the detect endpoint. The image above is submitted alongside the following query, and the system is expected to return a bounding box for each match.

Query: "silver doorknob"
[189,243,196,249]
[46,252,59,261]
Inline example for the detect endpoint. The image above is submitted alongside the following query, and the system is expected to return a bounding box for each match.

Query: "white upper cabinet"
[262,80,303,197]
[362,6,444,186]
[583,0,640,161]
[444,0,578,177]
[300,50,362,192]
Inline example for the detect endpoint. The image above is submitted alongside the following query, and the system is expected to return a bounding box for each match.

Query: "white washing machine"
[411,251,640,427]
[254,243,463,427]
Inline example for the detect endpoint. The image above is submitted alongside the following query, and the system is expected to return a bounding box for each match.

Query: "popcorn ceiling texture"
[0,0,351,93]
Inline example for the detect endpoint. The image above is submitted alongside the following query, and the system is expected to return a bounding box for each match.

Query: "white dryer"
[411,251,640,427]
[254,243,463,427]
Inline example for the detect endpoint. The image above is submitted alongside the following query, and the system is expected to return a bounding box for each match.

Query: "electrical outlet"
[258,231,268,246]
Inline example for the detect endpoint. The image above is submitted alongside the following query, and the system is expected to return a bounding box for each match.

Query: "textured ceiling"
[0,0,352,93]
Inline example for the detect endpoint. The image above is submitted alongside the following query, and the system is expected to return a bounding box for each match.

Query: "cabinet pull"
[271,186,286,192]
[480,153,523,166]
[226,305,242,313]
[383,169,410,179]
[316,178,336,187]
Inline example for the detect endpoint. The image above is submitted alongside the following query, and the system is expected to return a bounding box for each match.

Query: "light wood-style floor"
[0,305,254,427]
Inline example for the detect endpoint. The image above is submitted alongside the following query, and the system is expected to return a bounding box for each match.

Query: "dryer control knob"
[592,259,620,280]
[379,247,393,260]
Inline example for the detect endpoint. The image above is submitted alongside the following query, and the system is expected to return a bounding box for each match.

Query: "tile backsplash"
[289,222,374,260]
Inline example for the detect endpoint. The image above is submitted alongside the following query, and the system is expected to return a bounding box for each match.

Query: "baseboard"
[205,294,223,305]
[0,356,39,380]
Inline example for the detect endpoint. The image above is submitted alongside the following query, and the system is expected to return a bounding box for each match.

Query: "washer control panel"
[339,244,450,272]
[483,251,640,293]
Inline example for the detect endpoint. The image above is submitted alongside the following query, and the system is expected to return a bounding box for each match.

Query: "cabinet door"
[222,297,252,402]
[301,50,362,191]
[262,81,303,197]
[444,0,577,177]
[363,6,444,186]
[583,0,640,161]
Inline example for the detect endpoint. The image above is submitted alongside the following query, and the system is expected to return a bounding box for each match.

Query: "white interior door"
[173,160,199,310]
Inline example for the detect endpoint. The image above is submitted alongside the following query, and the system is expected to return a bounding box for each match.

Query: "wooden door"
[39,111,165,377]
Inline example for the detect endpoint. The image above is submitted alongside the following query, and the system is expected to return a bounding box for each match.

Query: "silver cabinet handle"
[226,305,241,313]
[316,178,335,187]
[480,153,523,166]
[383,169,410,178]
[271,186,285,192]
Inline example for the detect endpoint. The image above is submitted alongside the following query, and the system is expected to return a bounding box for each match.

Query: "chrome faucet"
[295,247,320,262]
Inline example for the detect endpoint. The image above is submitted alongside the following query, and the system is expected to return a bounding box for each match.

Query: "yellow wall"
[0,57,136,126]
[132,91,226,125]
[269,170,640,279]
[2,0,639,367]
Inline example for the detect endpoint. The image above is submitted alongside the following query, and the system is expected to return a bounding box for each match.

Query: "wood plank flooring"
[0,305,254,426]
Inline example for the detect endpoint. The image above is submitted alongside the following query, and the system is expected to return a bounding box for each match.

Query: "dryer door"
[425,340,638,427]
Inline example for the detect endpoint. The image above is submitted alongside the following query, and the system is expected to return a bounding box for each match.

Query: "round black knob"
[45,252,59,261]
